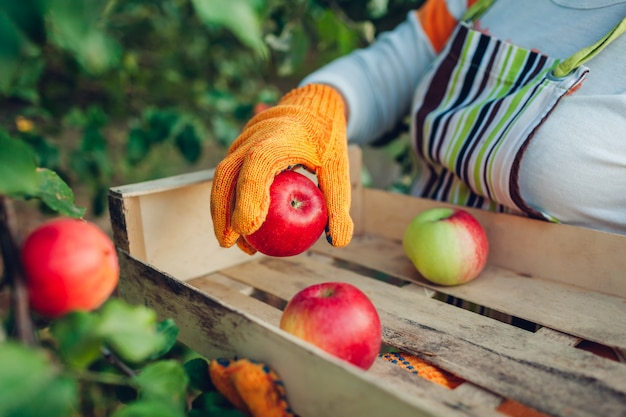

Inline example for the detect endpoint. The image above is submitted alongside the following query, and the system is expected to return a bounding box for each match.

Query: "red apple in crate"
[244,170,328,257]
[21,218,120,318]
[402,207,489,286]
[279,282,382,370]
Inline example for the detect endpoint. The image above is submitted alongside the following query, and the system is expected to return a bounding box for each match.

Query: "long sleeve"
[301,0,475,144]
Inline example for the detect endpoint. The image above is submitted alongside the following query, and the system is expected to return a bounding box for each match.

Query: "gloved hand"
[209,358,294,417]
[210,84,354,254]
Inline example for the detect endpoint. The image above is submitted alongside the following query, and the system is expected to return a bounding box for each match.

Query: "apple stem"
[0,196,37,346]
[291,199,302,209]
[321,288,335,298]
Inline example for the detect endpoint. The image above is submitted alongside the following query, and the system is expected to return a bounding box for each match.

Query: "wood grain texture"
[311,235,626,350]
[217,255,626,417]
[360,189,626,297]
[118,250,500,417]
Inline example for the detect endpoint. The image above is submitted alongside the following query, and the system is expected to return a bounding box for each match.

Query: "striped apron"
[410,16,626,219]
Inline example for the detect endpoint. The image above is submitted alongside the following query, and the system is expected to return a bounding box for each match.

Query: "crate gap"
[316,253,541,334]
[432,293,540,333]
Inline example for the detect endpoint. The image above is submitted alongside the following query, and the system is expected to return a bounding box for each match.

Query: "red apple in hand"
[21,218,120,318]
[244,170,328,257]
[403,207,489,286]
[279,282,382,370]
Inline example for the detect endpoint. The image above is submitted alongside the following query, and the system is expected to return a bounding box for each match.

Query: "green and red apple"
[403,207,489,286]
[244,170,328,257]
[279,282,382,370]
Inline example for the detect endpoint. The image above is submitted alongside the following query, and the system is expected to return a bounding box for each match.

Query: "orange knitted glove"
[209,358,294,417]
[210,84,354,254]
[379,351,464,389]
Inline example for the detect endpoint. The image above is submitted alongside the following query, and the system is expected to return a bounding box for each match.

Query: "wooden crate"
[108,146,626,417]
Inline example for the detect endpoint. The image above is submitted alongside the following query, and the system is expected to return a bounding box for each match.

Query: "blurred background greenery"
[1,0,425,225]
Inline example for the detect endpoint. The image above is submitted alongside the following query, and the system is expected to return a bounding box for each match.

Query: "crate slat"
[360,189,626,298]
[188,275,507,417]
[215,255,626,417]
[118,251,506,417]
[311,235,626,350]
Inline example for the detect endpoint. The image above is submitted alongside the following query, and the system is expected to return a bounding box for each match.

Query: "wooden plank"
[108,191,145,258]
[311,234,626,350]
[110,169,214,197]
[360,188,626,298]
[117,250,497,417]
[187,274,505,417]
[110,174,259,280]
[217,255,626,417]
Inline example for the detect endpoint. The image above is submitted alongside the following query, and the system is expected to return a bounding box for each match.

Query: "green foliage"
[0,299,243,417]
[0,0,421,216]
[0,342,78,417]
[0,129,84,218]
[0,2,423,416]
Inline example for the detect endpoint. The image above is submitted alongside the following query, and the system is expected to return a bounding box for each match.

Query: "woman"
[210,0,626,254]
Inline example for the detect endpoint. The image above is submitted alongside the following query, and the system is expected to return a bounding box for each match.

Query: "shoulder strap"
[553,16,626,77]
[461,0,496,22]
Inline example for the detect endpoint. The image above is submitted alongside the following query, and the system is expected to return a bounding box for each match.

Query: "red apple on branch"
[21,218,120,318]
[279,282,382,370]
[403,207,489,286]
[244,170,328,257]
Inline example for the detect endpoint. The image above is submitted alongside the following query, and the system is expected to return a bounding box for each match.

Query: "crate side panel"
[218,255,626,417]
[361,188,626,297]
[108,191,146,258]
[311,235,626,350]
[188,276,505,417]
[136,181,257,280]
[117,251,479,417]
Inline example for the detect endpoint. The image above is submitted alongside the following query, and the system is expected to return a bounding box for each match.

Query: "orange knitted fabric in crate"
[379,351,464,389]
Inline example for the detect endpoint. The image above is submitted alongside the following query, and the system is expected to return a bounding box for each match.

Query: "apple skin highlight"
[403,208,489,286]
[280,282,382,370]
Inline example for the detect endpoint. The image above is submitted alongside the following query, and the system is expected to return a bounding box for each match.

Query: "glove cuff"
[279,84,346,122]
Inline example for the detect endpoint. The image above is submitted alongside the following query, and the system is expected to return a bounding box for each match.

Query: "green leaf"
[0,130,39,196]
[184,357,213,392]
[50,310,103,369]
[190,392,246,416]
[127,127,151,164]
[149,318,180,359]
[0,9,31,94]
[0,342,78,417]
[132,360,189,409]
[46,0,120,74]
[110,401,186,417]
[174,124,202,164]
[36,168,86,218]
[21,132,59,168]
[0,0,46,45]
[191,0,268,58]
[145,109,179,144]
[98,299,168,363]
[12,376,78,417]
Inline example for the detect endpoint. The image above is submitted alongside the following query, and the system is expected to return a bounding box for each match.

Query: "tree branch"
[0,196,36,346]
[101,347,137,378]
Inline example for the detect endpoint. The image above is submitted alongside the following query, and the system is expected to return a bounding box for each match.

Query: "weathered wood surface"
[118,250,505,417]
[360,188,626,298]
[215,255,626,417]
[311,235,626,351]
